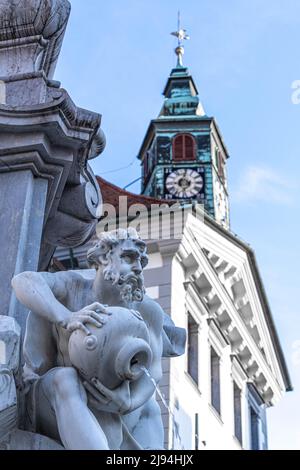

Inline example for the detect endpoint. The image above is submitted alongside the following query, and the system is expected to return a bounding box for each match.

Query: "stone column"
[0,172,47,326]
[0,0,105,331]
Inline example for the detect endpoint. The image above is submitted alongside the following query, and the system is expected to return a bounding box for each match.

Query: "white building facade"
[140,209,290,450]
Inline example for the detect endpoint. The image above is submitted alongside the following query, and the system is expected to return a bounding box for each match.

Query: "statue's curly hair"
[87,228,148,270]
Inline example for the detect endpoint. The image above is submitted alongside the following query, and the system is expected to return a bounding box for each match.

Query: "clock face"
[165,168,204,199]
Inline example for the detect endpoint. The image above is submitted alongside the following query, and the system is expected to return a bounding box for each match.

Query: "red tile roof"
[96,176,175,214]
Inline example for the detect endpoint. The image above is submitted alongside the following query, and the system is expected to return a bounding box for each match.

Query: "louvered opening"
[185,135,195,160]
[173,135,184,161]
[173,134,196,161]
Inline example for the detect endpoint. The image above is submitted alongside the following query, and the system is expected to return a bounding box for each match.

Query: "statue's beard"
[103,266,145,303]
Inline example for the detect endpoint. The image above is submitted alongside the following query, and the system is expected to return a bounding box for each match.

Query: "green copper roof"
[160,65,205,118]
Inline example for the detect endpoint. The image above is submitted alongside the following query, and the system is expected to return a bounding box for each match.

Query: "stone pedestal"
[0,0,106,448]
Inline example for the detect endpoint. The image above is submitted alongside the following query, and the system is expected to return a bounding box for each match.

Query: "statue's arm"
[162,311,186,358]
[12,271,71,327]
[128,370,158,412]
[12,271,108,334]
[85,357,160,416]
[85,299,164,415]
[142,295,186,358]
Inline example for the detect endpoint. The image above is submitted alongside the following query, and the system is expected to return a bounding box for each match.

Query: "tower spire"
[171,11,190,67]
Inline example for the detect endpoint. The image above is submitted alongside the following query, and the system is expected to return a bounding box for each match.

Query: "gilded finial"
[170,11,190,66]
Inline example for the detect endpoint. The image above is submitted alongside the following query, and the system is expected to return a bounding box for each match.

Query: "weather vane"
[171,11,190,66]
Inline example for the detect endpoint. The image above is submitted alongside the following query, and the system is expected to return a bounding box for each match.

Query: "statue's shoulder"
[140,294,157,307]
[68,269,96,281]
[47,269,96,284]
[138,295,164,324]
[47,269,95,299]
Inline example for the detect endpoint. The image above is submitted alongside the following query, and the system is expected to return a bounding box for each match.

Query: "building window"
[234,383,243,445]
[247,383,268,450]
[187,314,199,385]
[210,347,221,415]
[250,407,260,450]
[173,134,196,162]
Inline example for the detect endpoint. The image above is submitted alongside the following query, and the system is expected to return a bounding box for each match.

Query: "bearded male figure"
[12,229,186,450]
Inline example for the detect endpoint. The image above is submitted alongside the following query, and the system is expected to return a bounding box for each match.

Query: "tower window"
[187,314,199,385]
[210,347,221,415]
[173,134,196,162]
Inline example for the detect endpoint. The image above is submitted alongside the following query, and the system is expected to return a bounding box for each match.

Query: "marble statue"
[12,229,186,450]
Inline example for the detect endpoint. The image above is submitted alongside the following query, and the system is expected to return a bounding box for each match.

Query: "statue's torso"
[24,270,163,385]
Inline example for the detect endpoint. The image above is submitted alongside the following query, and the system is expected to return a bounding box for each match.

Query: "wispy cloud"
[232,166,295,205]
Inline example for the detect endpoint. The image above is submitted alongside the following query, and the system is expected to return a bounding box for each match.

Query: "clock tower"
[137,21,230,229]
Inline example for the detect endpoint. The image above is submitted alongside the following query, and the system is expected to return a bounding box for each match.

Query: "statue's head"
[87,228,148,303]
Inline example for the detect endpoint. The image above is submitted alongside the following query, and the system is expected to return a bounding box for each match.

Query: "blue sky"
[55,0,300,449]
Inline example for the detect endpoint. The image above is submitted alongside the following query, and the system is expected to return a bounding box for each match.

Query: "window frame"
[247,383,267,451]
[210,346,221,416]
[233,382,243,445]
[173,133,197,162]
[186,313,199,386]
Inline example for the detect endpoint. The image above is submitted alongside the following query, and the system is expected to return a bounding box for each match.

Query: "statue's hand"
[84,378,131,415]
[66,302,111,336]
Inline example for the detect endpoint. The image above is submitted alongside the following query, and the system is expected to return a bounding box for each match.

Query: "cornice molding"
[208,318,230,351]
[177,223,285,404]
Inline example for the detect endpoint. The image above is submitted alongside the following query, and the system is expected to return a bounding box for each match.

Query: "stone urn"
[68,307,152,390]
[0,0,71,78]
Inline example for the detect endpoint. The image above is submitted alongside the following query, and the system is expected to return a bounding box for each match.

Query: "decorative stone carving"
[68,307,153,390]
[0,84,105,262]
[0,316,20,443]
[0,0,71,79]
[12,229,186,450]
[0,315,64,450]
[0,368,17,442]
[1,430,64,450]
[0,316,20,372]
[0,0,106,328]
